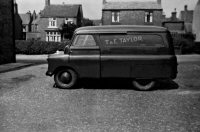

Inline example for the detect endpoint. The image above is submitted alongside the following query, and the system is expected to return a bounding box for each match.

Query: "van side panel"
[99,33,177,79]
[130,55,177,79]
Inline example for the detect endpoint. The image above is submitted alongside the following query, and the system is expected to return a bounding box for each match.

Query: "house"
[162,9,185,32]
[34,0,83,42]
[19,11,32,39]
[193,0,200,42]
[14,0,23,40]
[0,0,15,64]
[179,5,193,24]
[102,0,163,26]
[162,9,185,47]
[26,11,41,40]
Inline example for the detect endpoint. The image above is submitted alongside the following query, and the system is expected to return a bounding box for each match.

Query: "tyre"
[133,80,155,91]
[54,69,77,89]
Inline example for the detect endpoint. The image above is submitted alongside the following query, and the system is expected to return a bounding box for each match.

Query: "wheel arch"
[53,66,79,78]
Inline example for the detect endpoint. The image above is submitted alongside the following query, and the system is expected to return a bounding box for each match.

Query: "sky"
[16,0,198,19]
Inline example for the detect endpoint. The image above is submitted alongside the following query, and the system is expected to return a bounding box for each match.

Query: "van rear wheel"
[133,80,155,91]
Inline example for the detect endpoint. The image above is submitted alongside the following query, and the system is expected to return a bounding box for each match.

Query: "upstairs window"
[65,18,74,24]
[145,11,153,23]
[49,18,57,28]
[112,11,120,23]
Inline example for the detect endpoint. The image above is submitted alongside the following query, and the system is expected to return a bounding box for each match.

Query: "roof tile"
[19,14,31,25]
[40,4,81,18]
[103,1,162,10]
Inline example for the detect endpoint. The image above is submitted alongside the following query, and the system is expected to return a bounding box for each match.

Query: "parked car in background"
[46,25,178,91]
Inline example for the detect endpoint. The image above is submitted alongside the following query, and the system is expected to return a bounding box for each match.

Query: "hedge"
[15,40,71,55]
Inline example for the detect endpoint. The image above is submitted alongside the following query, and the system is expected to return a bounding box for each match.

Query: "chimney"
[26,11,32,21]
[32,10,37,20]
[14,0,18,14]
[157,0,161,5]
[103,0,107,5]
[45,0,50,7]
[184,5,188,11]
[171,8,177,21]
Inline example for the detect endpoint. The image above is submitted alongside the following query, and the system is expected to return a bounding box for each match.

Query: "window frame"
[46,31,61,42]
[145,11,153,23]
[48,18,57,28]
[111,11,120,23]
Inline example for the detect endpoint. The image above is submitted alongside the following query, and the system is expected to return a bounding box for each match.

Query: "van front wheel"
[133,80,155,91]
[54,69,77,89]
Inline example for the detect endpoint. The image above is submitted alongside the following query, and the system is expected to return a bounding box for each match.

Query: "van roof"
[75,25,168,34]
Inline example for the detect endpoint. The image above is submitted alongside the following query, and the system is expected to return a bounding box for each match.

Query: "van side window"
[73,35,96,47]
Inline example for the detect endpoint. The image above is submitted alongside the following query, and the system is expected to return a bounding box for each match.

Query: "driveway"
[0,56,200,132]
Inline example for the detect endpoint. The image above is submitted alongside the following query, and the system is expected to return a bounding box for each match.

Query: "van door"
[99,34,131,78]
[70,35,100,78]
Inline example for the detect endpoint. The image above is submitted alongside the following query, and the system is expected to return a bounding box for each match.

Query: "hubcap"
[59,72,72,84]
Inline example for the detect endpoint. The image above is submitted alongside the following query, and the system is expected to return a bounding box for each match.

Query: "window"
[145,12,153,23]
[22,25,26,32]
[35,25,38,32]
[46,31,61,42]
[73,35,96,47]
[49,18,57,28]
[112,11,120,23]
[65,18,74,24]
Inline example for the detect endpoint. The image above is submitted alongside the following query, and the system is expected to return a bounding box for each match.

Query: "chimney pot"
[185,5,188,11]
[45,0,50,7]
[103,0,107,5]
[157,0,161,5]
[171,9,177,21]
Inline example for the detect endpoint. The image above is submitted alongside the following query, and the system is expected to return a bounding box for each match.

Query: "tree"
[60,22,77,40]
[83,18,94,26]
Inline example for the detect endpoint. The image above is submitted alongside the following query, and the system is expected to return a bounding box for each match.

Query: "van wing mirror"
[64,45,70,54]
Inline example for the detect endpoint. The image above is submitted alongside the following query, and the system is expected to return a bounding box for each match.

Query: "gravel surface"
[0,62,200,132]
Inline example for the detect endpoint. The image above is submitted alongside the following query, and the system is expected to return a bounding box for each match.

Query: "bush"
[15,40,71,55]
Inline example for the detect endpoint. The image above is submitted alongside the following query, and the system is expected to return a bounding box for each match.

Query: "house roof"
[32,17,40,25]
[19,14,31,25]
[40,4,82,18]
[103,1,162,10]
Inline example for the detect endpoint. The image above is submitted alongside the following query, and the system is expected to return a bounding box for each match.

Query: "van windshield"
[100,34,164,47]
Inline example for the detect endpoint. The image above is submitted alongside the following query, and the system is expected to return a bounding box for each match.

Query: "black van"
[46,25,178,91]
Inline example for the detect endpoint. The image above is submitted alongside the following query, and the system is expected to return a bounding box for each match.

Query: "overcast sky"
[16,0,198,19]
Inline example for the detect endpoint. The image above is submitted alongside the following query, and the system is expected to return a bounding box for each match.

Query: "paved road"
[0,57,200,132]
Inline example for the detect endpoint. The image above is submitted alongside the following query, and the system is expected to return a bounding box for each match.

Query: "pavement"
[0,54,48,73]
[0,54,199,74]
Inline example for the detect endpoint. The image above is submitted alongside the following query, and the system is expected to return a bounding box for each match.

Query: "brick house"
[26,11,41,40]
[0,0,15,64]
[19,12,32,39]
[193,0,200,42]
[162,9,185,32]
[35,0,83,42]
[179,5,193,24]
[102,0,163,26]
[162,10,185,47]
